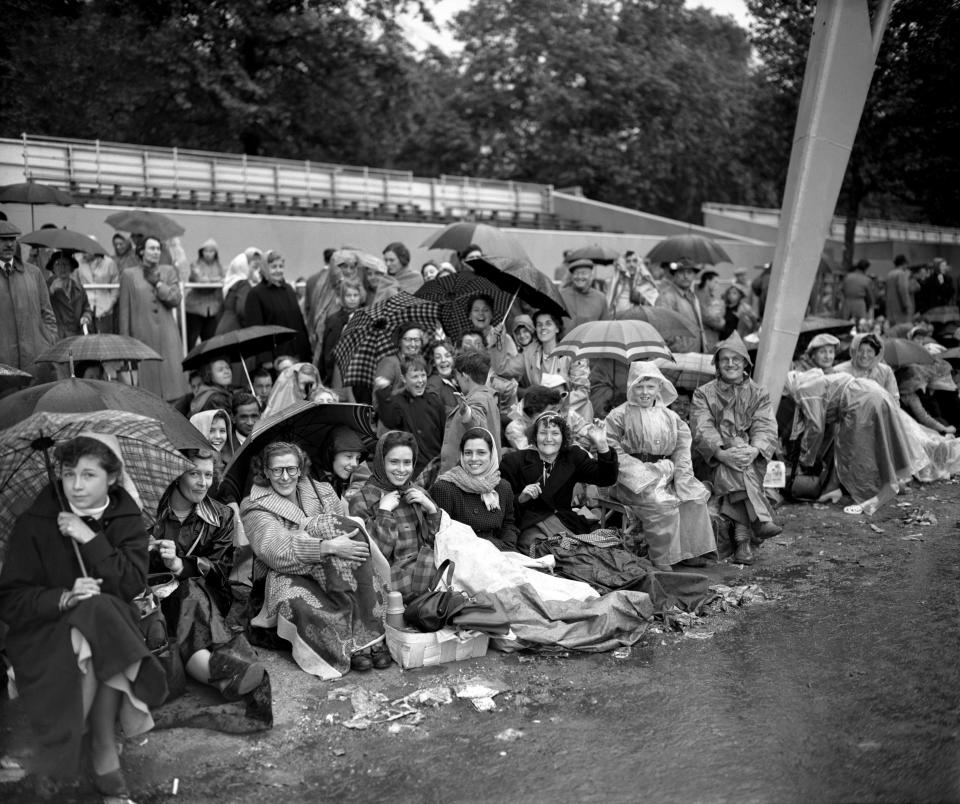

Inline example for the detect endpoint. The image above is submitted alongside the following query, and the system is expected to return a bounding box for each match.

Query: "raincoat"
[185,238,224,317]
[605,362,715,565]
[834,333,899,403]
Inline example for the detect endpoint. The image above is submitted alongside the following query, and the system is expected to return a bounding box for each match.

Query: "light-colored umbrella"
[553,320,672,365]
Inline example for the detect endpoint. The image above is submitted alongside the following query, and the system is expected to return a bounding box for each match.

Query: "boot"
[209,635,266,702]
[733,524,755,565]
[753,521,782,541]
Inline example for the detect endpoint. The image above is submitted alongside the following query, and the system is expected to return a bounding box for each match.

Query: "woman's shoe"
[371,644,393,670]
[209,635,267,701]
[92,767,137,803]
[350,651,373,672]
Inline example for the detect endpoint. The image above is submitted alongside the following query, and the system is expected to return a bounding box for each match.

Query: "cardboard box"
[385,624,488,669]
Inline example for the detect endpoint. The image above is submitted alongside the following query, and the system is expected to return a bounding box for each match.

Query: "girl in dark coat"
[500,411,617,555]
[0,435,166,801]
[320,279,365,386]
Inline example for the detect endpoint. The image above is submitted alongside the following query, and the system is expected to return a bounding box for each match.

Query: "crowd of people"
[2,217,959,802]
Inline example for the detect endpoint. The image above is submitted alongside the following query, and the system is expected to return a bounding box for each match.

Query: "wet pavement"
[2,481,959,803]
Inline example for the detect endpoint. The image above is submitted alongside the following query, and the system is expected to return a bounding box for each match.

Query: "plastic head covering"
[369,430,419,492]
[512,314,535,337]
[850,332,884,368]
[198,237,220,260]
[261,363,319,419]
[627,360,678,407]
[73,431,143,511]
[189,408,234,453]
[805,333,840,354]
[713,331,753,368]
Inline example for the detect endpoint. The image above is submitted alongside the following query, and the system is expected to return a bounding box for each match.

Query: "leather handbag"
[403,560,468,632]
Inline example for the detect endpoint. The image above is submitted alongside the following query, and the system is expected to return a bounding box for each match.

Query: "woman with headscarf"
[834,332,899,403]
[241,440,389,676]
[348,431,442,602]
[382,241,423,294]
[431,427,519,551]
[0,435,166,802]
[605,362,717,569]
[189,408,235,477]
[45,251,93,338]
[261,362,322,418]
[185,238,225,348]
[500,411,616,555]
[216,247,262,336]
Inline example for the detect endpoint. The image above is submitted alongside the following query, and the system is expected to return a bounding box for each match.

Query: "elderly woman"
[834,332,899,403]
[431,427,520,552]
[500,411,616,555]
[794,333,840,372]
[150,449,270,711]
[241,441,388,676]
[690,332,782,564]
[0,436,165,801]
[605,363,717,570]
[348,431,442,602]
[244,250,311,364]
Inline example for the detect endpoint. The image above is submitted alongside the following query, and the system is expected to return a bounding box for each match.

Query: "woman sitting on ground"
[241,441,388,677]
[348,431,442,602]
[604,362,717,570]
[834,332,899,402]
[431,427,520,552]
[500,412,616,555]
[0,435,166,803]
[151,449,270,716]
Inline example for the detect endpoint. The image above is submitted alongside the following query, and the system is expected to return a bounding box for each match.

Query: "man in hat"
[690,332,782,565]
[655,259,706,352]
[560,258,610,330]
[0,220,58,382]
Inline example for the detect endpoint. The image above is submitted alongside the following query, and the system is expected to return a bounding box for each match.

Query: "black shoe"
[371,644,393,670]
[350,652,373,672]
[753,522,782,541]
[675,556,709,568]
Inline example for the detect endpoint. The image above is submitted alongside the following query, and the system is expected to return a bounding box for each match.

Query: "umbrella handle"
[42,445,88,578]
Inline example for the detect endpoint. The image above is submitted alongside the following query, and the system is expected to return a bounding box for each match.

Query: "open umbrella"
[615,306,702,353]
[0,410,196,559]
[182,325,296,391]
[655,353,715,391]
[334,292,441,388]
[420,222,528,261]
[465,255,567,320]
[0,378,209,451]
[18,228,106,255]
[416,273,513,344]
[883,337,936,368]
[220,401,376,504]
[0,181,77,230]
[0,363,33,394]
[36,334,162,375]
[105,209,185,239]
[566,244,620,264]
[646,234,732,266]
[553,320,672,365]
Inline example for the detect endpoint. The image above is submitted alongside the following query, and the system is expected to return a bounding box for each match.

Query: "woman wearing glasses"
[240,441,389,677]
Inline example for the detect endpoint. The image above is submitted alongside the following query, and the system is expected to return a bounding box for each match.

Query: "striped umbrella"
[552,320,672,365]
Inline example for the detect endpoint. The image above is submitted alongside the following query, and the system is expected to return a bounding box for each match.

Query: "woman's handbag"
[133,574,187,701]
[403,560,468,632]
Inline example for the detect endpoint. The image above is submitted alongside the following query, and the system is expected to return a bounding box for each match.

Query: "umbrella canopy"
[646,234,732,266]
[19,228,106,255]
[466,255,568,320]
[0,378,208,451]
[566,244,620,264]
[553,320,672,365]
[105,209,185,239]
[883,337,936,368]
[36,334,162,367]
[220,401,377,503]
[182,326,296,371]
[655,353,715,391]
[420,222,528,260]
[0,410,195,557]
[615,306,702,353]
[0,363,33,393]
[0,181,77,230]
[416,273,513,344]
[334,292,441,388]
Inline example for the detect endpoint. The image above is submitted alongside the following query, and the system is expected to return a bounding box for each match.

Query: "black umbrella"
[646,234,732,266]
[220,401,377,503]
[105,209,185,239]
[0,362,33,394]
[182,326,297,391]
[0,181,77,230]
[420,222,528,260]
[19,228,106,255]
[465,255,568,320]
[36,334,162,376]
[0,378,208,451]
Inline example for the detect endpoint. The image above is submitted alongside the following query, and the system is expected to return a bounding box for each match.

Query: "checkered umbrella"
[334,292,441,388]
[0,410,195,564]
[416,273,513,344]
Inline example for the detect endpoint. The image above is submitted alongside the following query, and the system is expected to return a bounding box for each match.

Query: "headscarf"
[436,428,502,511]
[626,361,678,407]
[223,247,261,296]
[70,431,143,514]
[189,408,235,457]
[850,332,884,370]
[512,314,535,340]
[196,237,220,263]
[368,431,419,492]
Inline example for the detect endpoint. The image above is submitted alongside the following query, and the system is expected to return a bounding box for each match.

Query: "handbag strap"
[429,558,455,592]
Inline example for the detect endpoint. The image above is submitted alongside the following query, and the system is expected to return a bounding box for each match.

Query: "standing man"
[839,259,875,322]
[0,220,58,382]
[560,258,611,330]
[243,250,311,365]
[655,259,705,352]
[885,254,915,326]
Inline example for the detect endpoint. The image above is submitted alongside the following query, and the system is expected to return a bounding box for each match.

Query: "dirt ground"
[2,479,959,804]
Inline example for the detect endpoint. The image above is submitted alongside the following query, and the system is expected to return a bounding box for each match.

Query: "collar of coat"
[157,483,224,528]
[243,478,323,523]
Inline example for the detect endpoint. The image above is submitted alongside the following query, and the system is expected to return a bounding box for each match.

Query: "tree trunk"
[841,159,863,272]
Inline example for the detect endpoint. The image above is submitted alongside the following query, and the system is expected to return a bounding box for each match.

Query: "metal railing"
[3,134,554,219]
